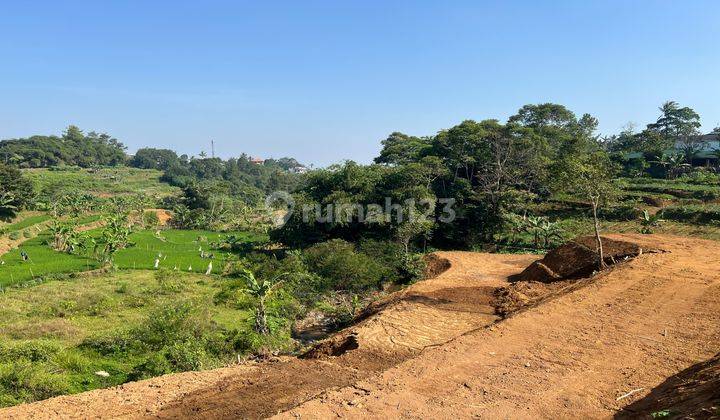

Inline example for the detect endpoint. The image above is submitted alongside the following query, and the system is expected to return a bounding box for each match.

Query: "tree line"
[272,100,718,258]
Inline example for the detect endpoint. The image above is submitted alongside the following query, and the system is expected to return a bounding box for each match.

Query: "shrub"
[303,239,385,292]
[9,232,20,240]
[132,301,212,350]
[163,340,209,371]
[115,282,130,294]
[0,362,71,405]
[127,353,172,381]
[660,205,720,224]
[22,229,31,239]
[155,268,184,293]
[142,211,160,227]
[0,340,63,362]
[359,239,425,284]
[80,334,132,355]
[602,204,643,221]
[398,253,427,284]
[677,170,720,186]
[51,350,92,374]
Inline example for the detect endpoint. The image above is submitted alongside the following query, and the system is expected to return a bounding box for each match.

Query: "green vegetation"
[110,229,265,272]
[0,229,266,288]
[0,234,100,287]
[660,204,720,224]
[24,167,180,199]
[0,214,50,234]
[0,271,259,406]
[0,163,34,219]
[0,125,125,168]
[0,100,719,407]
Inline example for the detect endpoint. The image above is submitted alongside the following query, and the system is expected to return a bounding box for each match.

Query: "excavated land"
[2,234,719,419]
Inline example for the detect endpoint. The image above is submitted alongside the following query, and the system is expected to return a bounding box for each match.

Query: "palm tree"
[236,268,286,335]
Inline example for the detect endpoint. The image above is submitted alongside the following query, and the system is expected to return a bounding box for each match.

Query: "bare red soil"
[2,234,718,419]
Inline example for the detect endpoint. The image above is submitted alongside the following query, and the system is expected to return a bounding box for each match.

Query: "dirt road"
[281,235,720,418]
[2,234,718,418]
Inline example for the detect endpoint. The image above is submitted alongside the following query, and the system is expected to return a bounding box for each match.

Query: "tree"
[0,126,126,168]
[130,148,180,170]
[551,149,619,269]
[375,132,431,166]
[645,101,704,159]
[508,103,577,129]
[646,101,701,140]
[0,163,33,219]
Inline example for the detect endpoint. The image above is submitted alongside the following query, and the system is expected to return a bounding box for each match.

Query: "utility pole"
[211,140,215,158]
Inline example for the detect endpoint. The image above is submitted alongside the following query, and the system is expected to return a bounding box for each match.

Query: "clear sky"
[1,1,718,166]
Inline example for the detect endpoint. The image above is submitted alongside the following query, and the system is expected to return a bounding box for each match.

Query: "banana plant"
[639,210,663,234]
[652,153,691,179]
[0,192,18,216]
[92,214,133,264]
[48,221,85,253]
[236,268,287,335]
[539,218,564,248]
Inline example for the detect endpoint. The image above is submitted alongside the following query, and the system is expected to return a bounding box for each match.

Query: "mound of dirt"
[146,209,173,226]
[496,236,659,316]
[511,236,647,283]
[423,253,451,279]
[493,279,576,317]
[618,352,720,419]
[301,332,360,359]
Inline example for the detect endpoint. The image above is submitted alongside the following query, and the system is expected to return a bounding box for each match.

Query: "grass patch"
[0,214,51,234]
[620,177,720,201]
[0,270,261,407]
[0,229,266,288]
[660,204,720,224]
[0,234,100,287]
[109,229,265,273]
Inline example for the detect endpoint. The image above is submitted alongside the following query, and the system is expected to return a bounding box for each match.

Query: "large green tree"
[0,163,34,219]
[375,132,431,166]
[643,101,704,159]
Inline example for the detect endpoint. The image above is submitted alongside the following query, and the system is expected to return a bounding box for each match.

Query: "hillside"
[3,234,718,418]
[23,167,180,199]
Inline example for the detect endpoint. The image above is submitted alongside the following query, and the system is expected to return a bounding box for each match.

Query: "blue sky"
[1,1,718,166]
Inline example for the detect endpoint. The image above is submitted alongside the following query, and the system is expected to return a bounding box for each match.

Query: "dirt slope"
[2,234,719,419]
[279,235,720,419]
